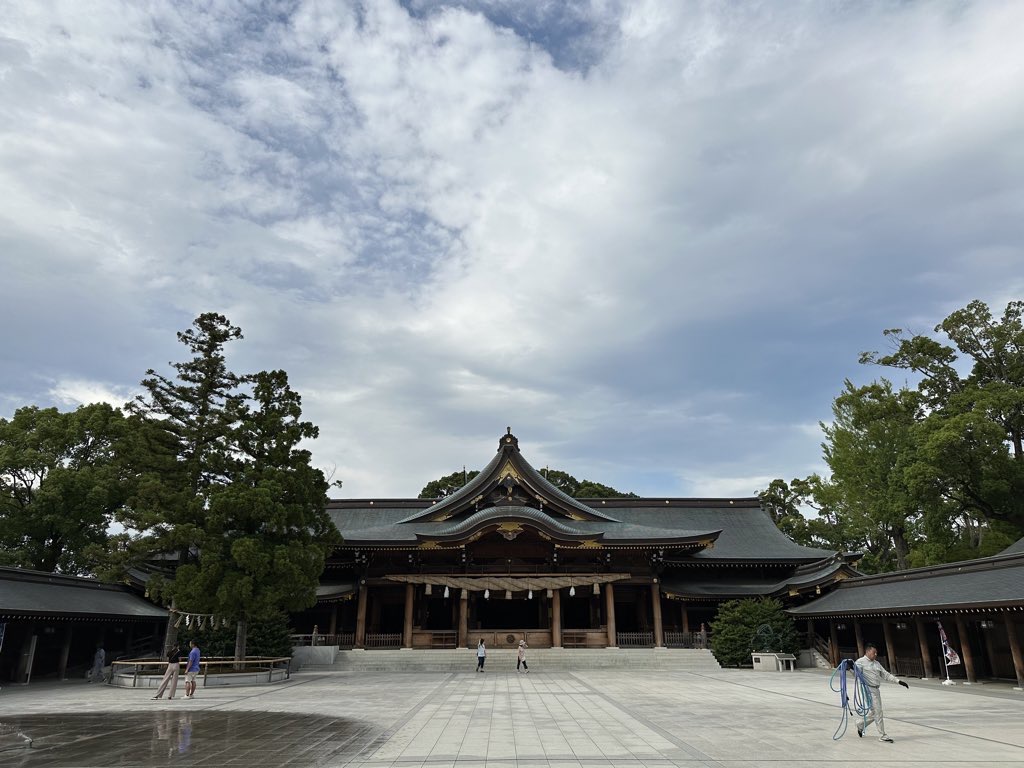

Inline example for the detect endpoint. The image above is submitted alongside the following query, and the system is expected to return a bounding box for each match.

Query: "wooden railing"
[893,658,924,678]
[811,633,832,664]
[364,633,402,649]
[290,633,354,648]
[562,629,607,648]
[428,631,457,649]
[616,631,654,648]
[664,631,710,649]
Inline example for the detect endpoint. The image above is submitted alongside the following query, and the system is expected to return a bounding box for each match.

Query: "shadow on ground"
[0,710,380,767]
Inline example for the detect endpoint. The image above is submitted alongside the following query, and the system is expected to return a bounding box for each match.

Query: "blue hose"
[829,658,871,740]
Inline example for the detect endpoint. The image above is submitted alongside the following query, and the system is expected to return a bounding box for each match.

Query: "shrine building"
[299,430,859,651]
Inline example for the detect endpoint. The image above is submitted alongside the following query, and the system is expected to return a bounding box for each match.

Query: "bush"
[182,612,295,658]
[710,598,799,667]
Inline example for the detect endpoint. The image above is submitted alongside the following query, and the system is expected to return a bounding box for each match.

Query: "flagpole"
[940,633,955,686]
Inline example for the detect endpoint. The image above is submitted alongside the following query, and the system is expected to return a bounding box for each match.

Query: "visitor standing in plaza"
[516,640,529,673]
[855,643,909,742]
[184,640,201,699]
[476,639,486,672]
[90,643,105,683]
[152,643,181,700]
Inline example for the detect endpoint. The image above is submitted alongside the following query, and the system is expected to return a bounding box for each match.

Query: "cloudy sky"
[2,1,1022,499]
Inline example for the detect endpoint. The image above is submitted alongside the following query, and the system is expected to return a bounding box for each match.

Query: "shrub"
[183,612,295,658]
[710,597,799,667]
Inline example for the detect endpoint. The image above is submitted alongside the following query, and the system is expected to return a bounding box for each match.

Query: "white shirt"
[477,645,486,658]
[855,655,899,687]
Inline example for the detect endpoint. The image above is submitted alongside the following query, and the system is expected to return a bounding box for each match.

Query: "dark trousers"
[517,658,528,670]
[477,656,485,670]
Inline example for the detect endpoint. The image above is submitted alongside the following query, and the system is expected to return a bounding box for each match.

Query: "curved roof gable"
[399,430,620,524]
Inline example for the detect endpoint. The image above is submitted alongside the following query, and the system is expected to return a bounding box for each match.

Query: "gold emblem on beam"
[496,522,523,541]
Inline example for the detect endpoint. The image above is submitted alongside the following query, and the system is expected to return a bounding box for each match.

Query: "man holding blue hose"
[855,643,909,742]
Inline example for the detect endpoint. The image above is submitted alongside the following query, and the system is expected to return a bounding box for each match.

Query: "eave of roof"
[0,566,167,620]
[787,552,1024,617]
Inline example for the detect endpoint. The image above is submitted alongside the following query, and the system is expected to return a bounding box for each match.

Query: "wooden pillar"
[982,619,1000,677]
[458,590,469,649]
[1005,614,1024,690]
[354,585,368,648]
[16,627,37,684]
[328,603,338,636]
[915,617,933,678]
[605,583,617,647]
[551,589,562,648]
[651,584,664,647]
[403,583,414,648]
[806,619,815,648]
[854,618,865,657]
[882,620,897,671]
[829,620,840,667]
[954,615,976,683]
[681,604,690,634]
[58,626,73,681]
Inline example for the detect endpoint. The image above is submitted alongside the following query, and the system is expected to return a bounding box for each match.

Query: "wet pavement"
[0,711,379,767]
[1,669,1022,767]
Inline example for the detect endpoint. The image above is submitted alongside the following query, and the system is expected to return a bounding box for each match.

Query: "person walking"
[516,640,529,673]
[152,643,181,700]
[184,640,201,699]
[855,643,909,742]
[90,643,106,683]
[476,639,486,672]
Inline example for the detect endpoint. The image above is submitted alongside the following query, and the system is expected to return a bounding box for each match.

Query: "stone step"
[309,648,721,673]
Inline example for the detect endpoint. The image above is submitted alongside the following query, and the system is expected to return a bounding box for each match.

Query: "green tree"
[861,300,1024,533]
[819,380,923,571]
[757,478,813,545]
[418,470,480,499]
[172,370,338,660]
[186,611,295,658]
[418,467,637,499]
[0,403,129,573]
[121,313,247,650]
[710,597,799,667]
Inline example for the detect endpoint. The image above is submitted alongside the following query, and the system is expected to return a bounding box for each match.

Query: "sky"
[2,1,1023,499]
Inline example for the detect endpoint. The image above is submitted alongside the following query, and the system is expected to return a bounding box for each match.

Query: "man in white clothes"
[855,643,910,742]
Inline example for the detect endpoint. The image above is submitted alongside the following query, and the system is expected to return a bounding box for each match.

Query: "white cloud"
[2,1,1023,496]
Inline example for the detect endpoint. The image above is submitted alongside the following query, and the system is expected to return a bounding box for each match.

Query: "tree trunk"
[892,528,910,571]
[163,600,179,656]
[234,614,248,667]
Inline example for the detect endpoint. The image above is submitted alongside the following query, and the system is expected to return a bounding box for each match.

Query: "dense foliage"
[710,598,799,667]
[418,467,637,499]
[0,403,130,573]
[124,314,339,658]
[183,611,295,658]
[761,299,1024,572]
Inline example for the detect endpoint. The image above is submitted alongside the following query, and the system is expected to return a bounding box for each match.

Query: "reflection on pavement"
[0,710,377,767]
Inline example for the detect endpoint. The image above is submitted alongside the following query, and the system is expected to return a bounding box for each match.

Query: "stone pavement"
[0,667,1021,767]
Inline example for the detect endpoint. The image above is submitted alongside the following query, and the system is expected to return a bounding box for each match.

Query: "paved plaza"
[1,667,1021,768]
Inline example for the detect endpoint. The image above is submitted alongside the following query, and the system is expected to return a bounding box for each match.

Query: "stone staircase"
[300,647,722,673]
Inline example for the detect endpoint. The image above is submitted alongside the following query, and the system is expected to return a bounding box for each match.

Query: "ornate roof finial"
[499,428,519,452]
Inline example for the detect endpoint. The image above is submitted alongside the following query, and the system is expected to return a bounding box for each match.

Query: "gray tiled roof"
[662,558,851,598]
[787,554,1024,616]
[328,500,834,561]
[332,505,719,545]
[0,567,168,619]
[999,536,1024,556]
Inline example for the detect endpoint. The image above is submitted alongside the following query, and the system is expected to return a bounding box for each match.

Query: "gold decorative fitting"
[498,462,522,481]
[496,522,523,541]
[418,541,442,550]
[578,539,601,549]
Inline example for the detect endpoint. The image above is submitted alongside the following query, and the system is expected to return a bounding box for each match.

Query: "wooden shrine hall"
[299,430,857,650]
